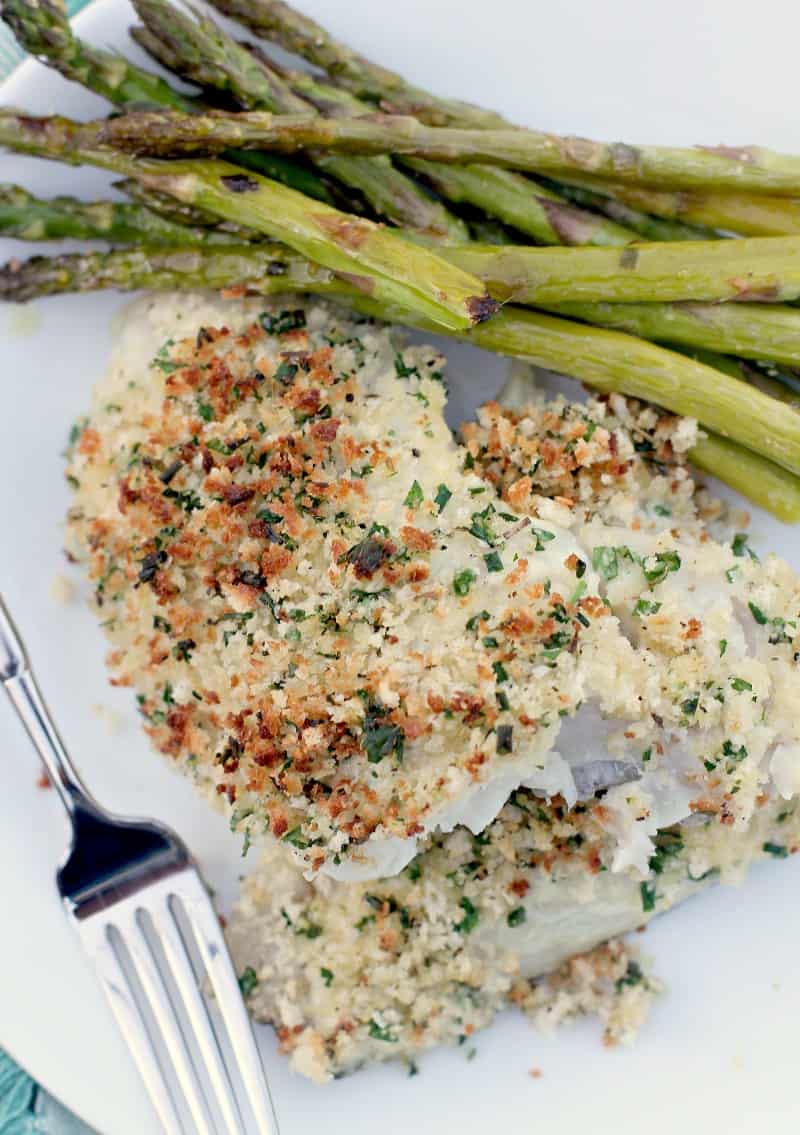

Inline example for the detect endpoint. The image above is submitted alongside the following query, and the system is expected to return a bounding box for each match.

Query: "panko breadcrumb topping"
[66,295,800,881]
[65,294,800,1080]
[67,296,617,876]
[226,787,799,1081]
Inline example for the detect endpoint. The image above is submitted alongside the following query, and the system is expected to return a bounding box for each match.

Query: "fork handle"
[0,594,94,819]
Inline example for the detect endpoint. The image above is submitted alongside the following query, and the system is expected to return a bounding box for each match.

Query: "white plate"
[3,1,800,1132]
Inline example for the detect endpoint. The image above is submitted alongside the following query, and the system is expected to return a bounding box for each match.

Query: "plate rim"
[5,4,800,1133]
[0,1,112,1117]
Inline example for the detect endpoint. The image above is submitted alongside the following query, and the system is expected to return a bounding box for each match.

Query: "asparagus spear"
[0,111,497,331]
[1,0,335,202]
[544,180,716,242]
[8,184,800,369]
[0,244,352,302]
[554,175,800,237]
[277,64,637,248]
[130,0,468,240]
[1,0,188,108]
[678,349,800,407]
[441,237,800,304]
[113,177,262,235]
[689,433,800,522]
[404,162,629,246]
[209,0,506,128]
[0,182,247,244]
[4,243,800,481]
[541,299,800,367]
[82,106,800,196]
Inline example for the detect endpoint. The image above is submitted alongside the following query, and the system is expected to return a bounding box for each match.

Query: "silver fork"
[0,595,280,1135]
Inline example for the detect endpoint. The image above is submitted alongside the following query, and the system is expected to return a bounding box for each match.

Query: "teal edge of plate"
[0,0,90,81]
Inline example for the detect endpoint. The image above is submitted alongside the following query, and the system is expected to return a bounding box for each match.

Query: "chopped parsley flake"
[283,826,310,849]
[531,527,556,552]
[732,532,758,560]
[507,906,526,927]
[722,740,748,763]
[274,360,298,384]
[592,546,618,580]
[163,487,204,514]
[362,706,405,764]
[394,354,418,379]
[466,609,490,632]
[434,483,452,513]
[469,504,497,545]
[763,842,789,859]
[368,1018,398,1042]
[484,551,503,573]
[454,896,480,934]
[748,601,768,625]
[151,339,178,374]
[643,550,681,584]
[615,961,644,991]
[649,830,684,874]
[453,569,477,596]
[259,308,305,335]
[238,966,259,998]
[640,882,657,912]
[404,480,424,509]
[634,598,662,616]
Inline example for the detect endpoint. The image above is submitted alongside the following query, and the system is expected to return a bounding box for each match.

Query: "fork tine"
[119,905,217,1135]
[86,921,185,1135]
[150,894,244,1135]
[178,876,279,1134]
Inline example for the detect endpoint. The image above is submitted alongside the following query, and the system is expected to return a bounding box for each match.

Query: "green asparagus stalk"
[1,0,335,202]
[543,179,717,242]
[441,237,800,304]
[130,0,468,240]
[209,0,506,128]
[540,299,800,367]
[113,177,261,235]
[9,182,800,369]
[0,182,247,245]
[554,174,800,237]
[4,242,800,482]
[0,243,352,302]
[679,349,800,408]
[689,433,800,522]
[407,161,629,245]
[81,105,800,196]
[1,0,189,108]
[0,111,497,330]
[277,64,637,248]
